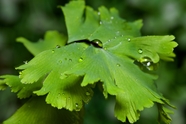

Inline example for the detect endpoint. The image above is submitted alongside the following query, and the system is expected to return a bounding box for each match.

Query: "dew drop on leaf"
[69,59,72,62]
[138,49,143,54]
[60,73,68,79]
[116,63,121,67]
[75,103,79,110]
[57,93,61,98]
[140,57,156,71]
[99,21,102,25]
[127,38,131,42]
[92,39,103,48]
[98,12,100,15]
[58,60,62,63]
[52,50,55,53]
[86,91,90,96]
[110,16,114,19]
[56,45,60,48]
[79,57,83,62]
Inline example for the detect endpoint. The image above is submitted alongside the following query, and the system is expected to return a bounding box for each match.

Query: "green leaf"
[16,43,93,111]
[0,75,42,99]
[34,75,93,111]
[17,30,67,56]
[63,45,165,123]
[3,96,84,124]
[15,1,177,124]
[61,1,142,43]
[157,103,174,124]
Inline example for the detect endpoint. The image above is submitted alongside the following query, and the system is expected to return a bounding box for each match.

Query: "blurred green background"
[0,0,186,124]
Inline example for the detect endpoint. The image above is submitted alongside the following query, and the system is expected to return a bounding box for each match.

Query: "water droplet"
[100,21,102,25]
[138,49,143,54]
[110,16,114,19]
[121,35,124,37]
[56,45,60,48]
[108,39,111,42]
[79,57,83,62]
[116,63,120,67]
[86,91,90,96]
[75,103,79,108]
[92,39,103,48]
[57,93,62,99]
[98,12,100,15]
[58,60,62,63]
[139,57,155,71]
[116,31,120,34]
[127,38,131,42]
[60,73,68,79]
[69,59,72,62]
[52,50,55,53]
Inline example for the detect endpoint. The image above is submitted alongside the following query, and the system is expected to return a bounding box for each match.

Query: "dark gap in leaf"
[66,39,103,48]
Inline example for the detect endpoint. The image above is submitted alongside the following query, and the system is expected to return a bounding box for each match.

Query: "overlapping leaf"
[17,43,93,111]
[61,1,142,44]
[17,30,67,56]
[0,75,41,99]
[4,96,84,124]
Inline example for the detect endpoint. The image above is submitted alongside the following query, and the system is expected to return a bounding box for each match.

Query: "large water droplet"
[139,57,156,71]
[127,38,131,42]
[138,49,143,54]
[92,39,103,48]
[100,21,102,25]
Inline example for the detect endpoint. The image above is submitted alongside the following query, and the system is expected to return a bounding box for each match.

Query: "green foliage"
[3,96,84,124]
[0,0,178,124]
[16,31,67,56]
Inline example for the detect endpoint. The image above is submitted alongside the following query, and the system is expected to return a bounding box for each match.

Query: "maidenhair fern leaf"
[61,1,142,44]
[4,96,84,124]
[16,43,93,111]
[2,1,178,124]
[0,75,41,99]
[17,30,67,56]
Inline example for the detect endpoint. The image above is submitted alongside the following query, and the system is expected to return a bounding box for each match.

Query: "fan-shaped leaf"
[17,30,67,56]
[3,96,84,124]
[0,75,41,99]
